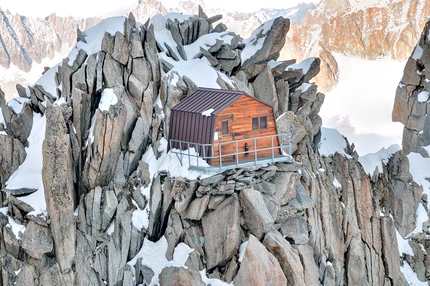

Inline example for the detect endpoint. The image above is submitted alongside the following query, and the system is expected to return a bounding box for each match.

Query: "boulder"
[276,111,307,155]
[241,17,290,78]
[235,235,287,286]
[294,245,320,286]
[158,266,205,286]
[182,195,210,220]
[263,230,306,286]
[21,220,54,259]
[2,102,33,145]
[239,188,275,239]
[280,215,309,245]
[202,195,240,269]
[171,178,198,213]
[252,65,278,116]
[112,32,129,65]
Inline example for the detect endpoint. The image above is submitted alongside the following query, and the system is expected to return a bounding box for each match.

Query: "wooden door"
[218,115,236,164]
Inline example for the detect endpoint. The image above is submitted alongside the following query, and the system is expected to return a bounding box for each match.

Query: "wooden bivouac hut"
[168,87,284,167]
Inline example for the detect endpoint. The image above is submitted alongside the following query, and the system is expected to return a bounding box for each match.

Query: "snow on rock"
[297,82,312,93]
[358,144,401,175]
[241,18,276,63]
[318,127,349,157]
[288,57,315,74]
[401,261,428,286]
[412,44,424,60]
[396,229,414,256]
[407,152,430,201]
[417,91,429,102]
[7,97,30,114]
[34,64,60,100]
[67,17,126,65]
[0,207,26,239]
[6,113,47,215]
[333,177,341,188]
[98,88,118,111]
[128,237,194,286]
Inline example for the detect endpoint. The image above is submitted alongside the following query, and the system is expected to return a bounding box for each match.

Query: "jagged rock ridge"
[0,6,426,286]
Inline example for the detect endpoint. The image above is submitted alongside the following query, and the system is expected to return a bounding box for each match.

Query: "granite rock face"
[0,7,423,286]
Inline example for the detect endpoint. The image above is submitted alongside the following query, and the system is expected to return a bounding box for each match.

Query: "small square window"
[222,120,229,134]
[260,116,267,129]
[252,117,259,130]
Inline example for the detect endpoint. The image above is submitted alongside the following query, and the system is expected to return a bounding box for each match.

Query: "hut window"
[260,116,267,129]
[252,116,267,130]
[222,120,229,134]
[252,117,259,130]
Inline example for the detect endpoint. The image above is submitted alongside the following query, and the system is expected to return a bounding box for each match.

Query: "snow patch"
[6,113,47,215]
[412,44,423,61]
[333,177,341,188]
[401,261,428,286]
[0,207,26,239]
[358,144,401,176]
[417,91,429,102]
[287,57,315,74]
[202,108,214,117]
[127,237,194,286]
[318,127,349,157]
[238,241,248,262]
[241,18,275,63]
[68,17,126,65]
[99,88,118,111]
[7,97,30,114]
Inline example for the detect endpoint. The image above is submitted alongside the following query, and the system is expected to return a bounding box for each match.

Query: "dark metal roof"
[171,87,246,114]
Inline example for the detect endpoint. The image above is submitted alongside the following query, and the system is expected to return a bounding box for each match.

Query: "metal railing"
[169,132,292,173]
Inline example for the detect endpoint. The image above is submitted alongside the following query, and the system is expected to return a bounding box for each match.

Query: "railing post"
[254,137,257,166]
[235,140,239,167]
[219,142,222,171]
[187,142,191,167]
[271,135,274,163]
[179,141,183,166]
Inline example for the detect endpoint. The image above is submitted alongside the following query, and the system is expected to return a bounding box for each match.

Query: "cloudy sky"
[0,0,319,17]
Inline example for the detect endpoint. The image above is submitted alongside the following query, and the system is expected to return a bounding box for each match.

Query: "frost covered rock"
[392,20,430,153]
[240,17,290,78]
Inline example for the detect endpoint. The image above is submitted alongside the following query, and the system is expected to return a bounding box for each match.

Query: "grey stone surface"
[241,17,290,78]
[159,266,205,286]
[263,230,306,286]
[21,220,54,259]
[235,235,287,286]
[239,188,274,239]
[202,195,240,269]
[42,104,75,276]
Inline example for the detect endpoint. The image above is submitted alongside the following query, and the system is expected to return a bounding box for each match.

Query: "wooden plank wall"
[212,95,280,165]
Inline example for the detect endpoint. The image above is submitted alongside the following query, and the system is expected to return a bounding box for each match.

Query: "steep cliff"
[281,0,430,92]
[0,7,426,286]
